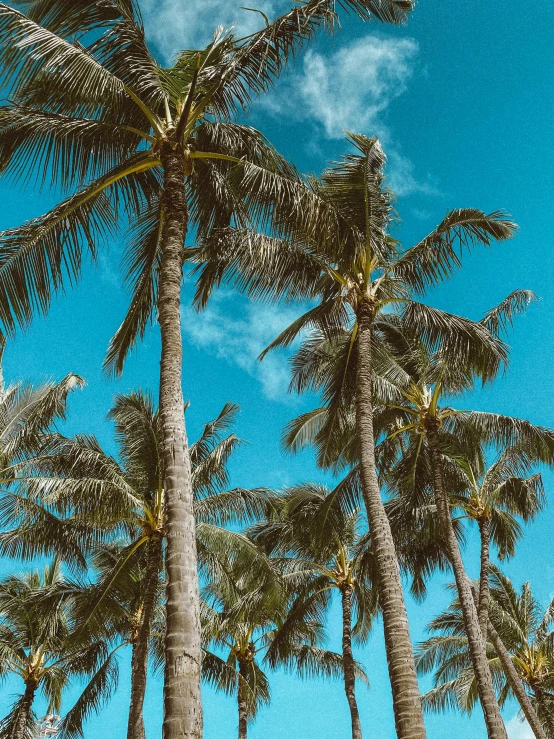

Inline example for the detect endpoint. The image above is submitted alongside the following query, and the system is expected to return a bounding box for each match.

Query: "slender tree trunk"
[426,427,507,739]
[237,660,249,739]
[340,584,363,739]
[532,683,554,739]
[128,535,163,739]
[478,518,491,639]
[159,143,202,739]
[486,623,547,739]
[355,298,426,739]
[12,680,36,739]
[129,642,146,739]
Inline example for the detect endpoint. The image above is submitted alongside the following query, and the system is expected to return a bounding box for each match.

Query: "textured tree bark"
[486,622,547,739]
[159,143,202,739]
[129,643,146,739]
[340,584,363,739]
[355,298,426,739]
[478,518,491,639]
[532,684,554,739]
[237,660,249,739]
[426,427,507,739]
[12,680,36,739]
[128,535,163,739]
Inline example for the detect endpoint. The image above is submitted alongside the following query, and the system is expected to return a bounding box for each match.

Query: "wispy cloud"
[182,294,303,402]
[141,0,287,58]
[141,6,436,197]
[385,150,439,198]
[506,715,534,739]
[259,34,437,197]
[295,35,418,139]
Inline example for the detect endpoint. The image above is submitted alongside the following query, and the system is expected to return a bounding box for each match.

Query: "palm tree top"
[416,569,554,717]
[0,559,113,736]
[0,1,413,373]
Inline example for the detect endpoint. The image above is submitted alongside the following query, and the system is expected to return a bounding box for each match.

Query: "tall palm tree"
[0,561,113,739]
[0,395,271,739]
[201,549,351,739]
[249,483,376,739]
[416,569,554,738]
[0,341,83,484]
[0,3,412,735]
[451,449,544,636]
[369,315,554,739]
[192,133,515,739]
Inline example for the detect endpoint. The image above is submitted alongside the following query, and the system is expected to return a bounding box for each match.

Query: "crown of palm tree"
[201,544,352,736]
[0,0,412,370]
[416,568,554,735]
[0,395,270,566]
[0,560,114,739]
[0,394,277,736]
[191,135,519,467]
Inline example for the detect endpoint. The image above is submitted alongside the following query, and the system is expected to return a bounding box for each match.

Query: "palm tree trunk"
[486,622,547,739]
[129,642,146,739]
[426,426,507,739]
[128,535,163,739]
[532,683,554,738]
[12,680,36,739]
[478,518,491,638]
[159,143,202,739]
[355,298,426,739]
[238,660,249,739]
[340,584,363,739]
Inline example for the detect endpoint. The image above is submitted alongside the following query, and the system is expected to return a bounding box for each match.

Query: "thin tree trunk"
[426,427,507,739]
[355,298,426,739]
[478,518,491,639]
[341,584,363,739]
[532,684,554,738]
[11,680,36,739]
[486,622,547,739]
[159,143,202,739]
[237,660,249,739]
[128,535,163,739]
[129,642,146,739]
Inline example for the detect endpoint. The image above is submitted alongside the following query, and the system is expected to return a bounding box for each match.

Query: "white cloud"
[386,150,439,198]
[98,251,120,288]
[295,35,418,139]
[140,7,434,198]
[506,714,534,739]
[141,0,287,58]
[182,295,303,402]
[259,34,435,197]
[409,206,433,221]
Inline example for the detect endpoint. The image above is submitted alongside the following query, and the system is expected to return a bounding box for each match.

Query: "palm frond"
[480,289,537,338]
[58,645,121,739]
[104,196,163,375]
[393,209,516,294]
[0,152,158,335]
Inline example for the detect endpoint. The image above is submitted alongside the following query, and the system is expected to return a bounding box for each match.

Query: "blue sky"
[1,1,553,738]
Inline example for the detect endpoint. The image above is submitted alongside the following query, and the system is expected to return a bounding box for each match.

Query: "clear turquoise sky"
[1,1,553,738]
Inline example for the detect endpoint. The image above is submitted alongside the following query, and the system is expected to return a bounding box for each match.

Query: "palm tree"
[192,133,516,739]
[370,314,554,739]
[249,482,376,739]
[0,341,83,486]
[416,569,554,738]
[68,544,166,739]
[451,449,544,636]
[0,3,412,734]
[0,561,113,739]
[0,395,271,739]
[201,547,351,739]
